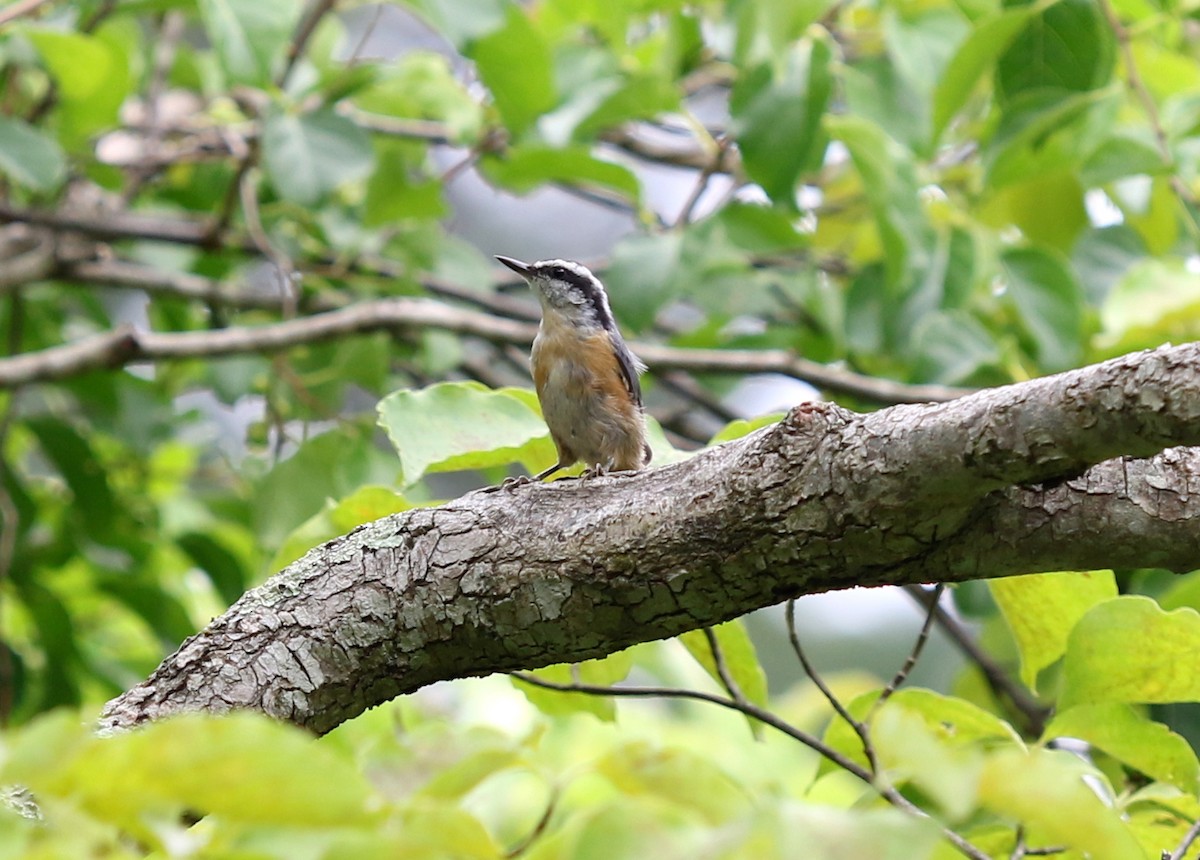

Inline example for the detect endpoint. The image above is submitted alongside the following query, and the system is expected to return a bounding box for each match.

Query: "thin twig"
[702,627,749,707]
[505,787,559,858]
[1164,816,1200,860]
[280,0,340,89]
[785,599,878,774]
[346,4,386,65]
[510,672,991,860]
[868,583,945,719]
[674,134,731,227]
[903,585,1049,736]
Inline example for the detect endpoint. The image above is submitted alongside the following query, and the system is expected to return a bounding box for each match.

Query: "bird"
[495,255,651,485]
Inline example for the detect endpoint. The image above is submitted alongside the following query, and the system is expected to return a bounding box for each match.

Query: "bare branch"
[0,299,537,388]
[280,0,339,89]
[870,583,944,717]
[636,343,971,403]
[1164,816,1200,860]
[786,598,878,773]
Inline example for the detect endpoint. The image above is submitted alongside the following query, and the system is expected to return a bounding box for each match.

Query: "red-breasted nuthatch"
[496,255,651,482]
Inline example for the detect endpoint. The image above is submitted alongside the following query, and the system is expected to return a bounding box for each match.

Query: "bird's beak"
[495,255,532,279]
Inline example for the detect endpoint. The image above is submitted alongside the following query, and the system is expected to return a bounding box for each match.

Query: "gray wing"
[612,334,646,408]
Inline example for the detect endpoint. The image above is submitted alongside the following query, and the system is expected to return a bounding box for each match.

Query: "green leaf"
[196,0,302,86]
[594,741,751,824]
[978,747,1143,860]
[981,171,1089,252]
[1080,133,1167,187]
[353,52,484,143]
[602,232,684,332]
[255,426,400,551]
[678,621,768,735]
[26,417,117,541]
[262,108,376,206]
[480,144,639,200]
[750,805,941,860]
[1071,225,1146,305]
[26,28,129,145]
[1045,703,1200,793]
[988,570,1117,691]
[176,531,248,606]
[270,485,412,572]
[377,381,555,488]
[932,6,1036,139]
[513,649,635,721]
[470,5,555,136]
[999,246,1086,372]
[995,0,1115,104]
[731,0,826,68]
[0,115,65,192]
[708,414,784,445]
[730,37,831,206]
[827,115,928,290]
[1062,596,1200,708]
[910,311,1001,385]
[572,72,680,141]
[6,712,375,832]
[823,688,1021,774]
[364,141,447,227]
[871,705,984,821]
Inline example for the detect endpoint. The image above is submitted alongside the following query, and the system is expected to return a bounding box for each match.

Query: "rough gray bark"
[99,343,1200,734]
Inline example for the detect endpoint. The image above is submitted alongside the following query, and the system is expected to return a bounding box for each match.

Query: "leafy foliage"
[1,0,1200,856]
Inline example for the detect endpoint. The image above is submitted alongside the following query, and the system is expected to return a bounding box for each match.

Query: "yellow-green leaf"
[1062,596,1200,708]
[978,747,1142,860]
[989,570,1117,690]
[1045,703,1200,793]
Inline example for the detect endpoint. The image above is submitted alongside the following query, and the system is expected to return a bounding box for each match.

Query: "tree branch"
[97,343,1200,734]
[0,255,970,402]
[0,298,537,387]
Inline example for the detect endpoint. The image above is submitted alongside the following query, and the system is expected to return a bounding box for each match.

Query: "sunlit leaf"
[480,144,640,200]
[678,620,768,712]
[1062,596,1200,708]
[1046,703,1200,793]
[5,712,375,836]
[978,747,1142,859]
[377,382,554,487]
[595,741,751,825]
[1097,259,1200,357]
[988,570,1117,691]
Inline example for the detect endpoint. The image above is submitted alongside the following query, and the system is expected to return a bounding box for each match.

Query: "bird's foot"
[480,475,533,494]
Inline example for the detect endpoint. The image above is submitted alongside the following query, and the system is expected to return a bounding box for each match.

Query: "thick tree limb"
[99,343,1200,734]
